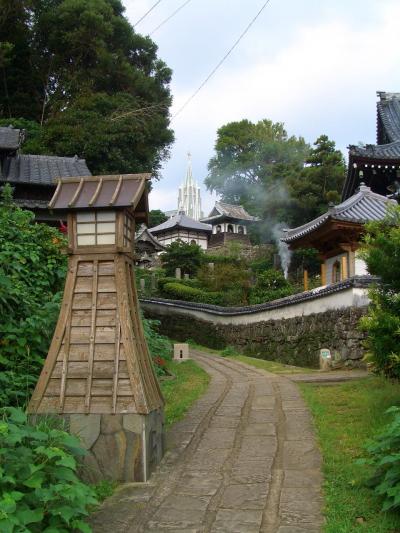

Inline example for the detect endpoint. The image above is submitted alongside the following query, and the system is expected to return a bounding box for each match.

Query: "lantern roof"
[49,174,150,212]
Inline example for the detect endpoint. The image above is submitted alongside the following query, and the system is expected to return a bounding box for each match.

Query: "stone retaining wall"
[142,287,370,368]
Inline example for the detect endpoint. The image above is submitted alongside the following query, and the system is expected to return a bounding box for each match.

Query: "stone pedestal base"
[34,410,165,483]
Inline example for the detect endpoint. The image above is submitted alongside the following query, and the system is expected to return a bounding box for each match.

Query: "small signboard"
[320,348,331,359]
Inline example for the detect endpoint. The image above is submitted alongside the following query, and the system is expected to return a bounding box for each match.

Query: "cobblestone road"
[90,351,323,533]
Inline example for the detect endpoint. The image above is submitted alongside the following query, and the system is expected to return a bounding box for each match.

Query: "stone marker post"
[28,174,165,483]
[175,267,181,280]
[319,348,332,371]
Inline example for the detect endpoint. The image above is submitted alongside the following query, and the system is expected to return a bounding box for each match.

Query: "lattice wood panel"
[29,255,163,415]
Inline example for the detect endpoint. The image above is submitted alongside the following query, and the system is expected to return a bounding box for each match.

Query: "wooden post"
[303,269,309,291]
[341,254,348,280]
[321,262,327,286]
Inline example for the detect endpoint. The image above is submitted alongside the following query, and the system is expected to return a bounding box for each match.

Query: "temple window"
[332,260,341,283]
[190,239,196,245]
[76,211,116,246]
[227,224,234,233]
[123,214,133,247]
[238,225,244,234]
[216,225,222,233]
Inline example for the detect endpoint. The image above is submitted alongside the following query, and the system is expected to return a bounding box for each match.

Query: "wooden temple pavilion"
[0,125,91,224]
[343,91,400,201]
[28,174,164,482]
[282,184,396,286]
[200,201,259,249]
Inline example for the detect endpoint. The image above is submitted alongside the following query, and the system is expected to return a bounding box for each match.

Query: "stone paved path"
[90,351,323,532]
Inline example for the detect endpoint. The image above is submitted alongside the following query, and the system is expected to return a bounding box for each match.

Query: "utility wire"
[134,0,163,27]
[173,0,272,120]
[150,0,193,36]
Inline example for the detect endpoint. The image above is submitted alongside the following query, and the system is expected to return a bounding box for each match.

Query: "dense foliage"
[359,206,400,379]
[0,0,173,176]
[0,186,67,407]
[148,210,168,228]
[205,120,345,239]
[287,135,346,226]
[161,240,204,277]
[359,406,400,512]
[248,269,294,305]
[142,316,172,376]
[0,407,98,532]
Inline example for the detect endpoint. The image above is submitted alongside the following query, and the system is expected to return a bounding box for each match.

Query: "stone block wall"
[143,307,368,368]
[32,410,164,484]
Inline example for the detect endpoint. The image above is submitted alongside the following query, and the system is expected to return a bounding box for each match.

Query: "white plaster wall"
[355,257,368,276]
[141,286,370,326]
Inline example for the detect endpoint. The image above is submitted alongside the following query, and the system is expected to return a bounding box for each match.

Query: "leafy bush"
[359,206,400,379]
[249,268,294,304]
[0,187,67,408]
[0,407,98,532]
[160,240,204,277]
[160,282,223,305]
[158,276,202,291]
[142,316,172,376]
[221,346,237,357]
[358,406,400,512]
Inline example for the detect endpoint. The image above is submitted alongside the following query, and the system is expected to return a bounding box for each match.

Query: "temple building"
[177,153,203,221]
[343,91,400,201]
[201,201,259,249]
[135,226,165,267]
[149,211,211,249]
[282,184,396,285]
[0,125,90,224]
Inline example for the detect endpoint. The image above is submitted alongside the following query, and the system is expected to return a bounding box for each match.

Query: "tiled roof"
[282,185,396,244]
[149,212,212,233]
[0,126,24,151]
[377,91,400,143]
[349,141,400,159]
[3,154,91,185]
[201,201,259,223]
[135,226,166,250]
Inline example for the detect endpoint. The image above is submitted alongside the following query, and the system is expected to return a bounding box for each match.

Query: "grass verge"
[227,354,317,374]
[300,376,400,532]
[161,359,210,427]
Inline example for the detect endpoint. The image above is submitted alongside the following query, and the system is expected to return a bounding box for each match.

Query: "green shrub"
[142,315,172,376]
[161,282,223,305]
[359,206,400,379]
[158,276,202,291]
[358,406,400,512]
[0,407,98,533]
[249,268,294,304]
[0,186,67,408]
[160,240,204,277]
[221,346,237,357]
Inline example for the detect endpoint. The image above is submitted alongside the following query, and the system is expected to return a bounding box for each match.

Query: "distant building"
[149,211,211,250]
[0,125,91,224]
[282,184,396,285]
[177,153,203,221]
[201,201,259,249]
[343,91,400,200]
[135,225,166,267]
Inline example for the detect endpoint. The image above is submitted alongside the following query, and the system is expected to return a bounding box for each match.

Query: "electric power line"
[173,0,272,120]
[134,0,163,27]
[149,0,193,36]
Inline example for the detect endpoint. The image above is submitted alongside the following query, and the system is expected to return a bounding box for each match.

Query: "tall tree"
[205,119,308,220]
[148,209,168,228]
[0,0,173,176]
[286,134,346,226]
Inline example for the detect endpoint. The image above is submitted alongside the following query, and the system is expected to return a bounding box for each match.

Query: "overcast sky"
[124,0,400,216]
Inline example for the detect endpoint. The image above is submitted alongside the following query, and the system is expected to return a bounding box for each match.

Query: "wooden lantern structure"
[28,174,164,482]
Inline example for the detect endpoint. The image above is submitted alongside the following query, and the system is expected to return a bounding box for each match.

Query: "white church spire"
[178,152,203,221]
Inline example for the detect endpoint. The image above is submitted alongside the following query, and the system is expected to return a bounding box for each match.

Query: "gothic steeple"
[178,152,202,221]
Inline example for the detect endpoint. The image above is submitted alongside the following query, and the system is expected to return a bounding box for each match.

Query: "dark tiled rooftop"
[3,154,91,186]
[150,212,212,233]
[0,126,24,151]
[282,185,396,244]
[202,201,258,223]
